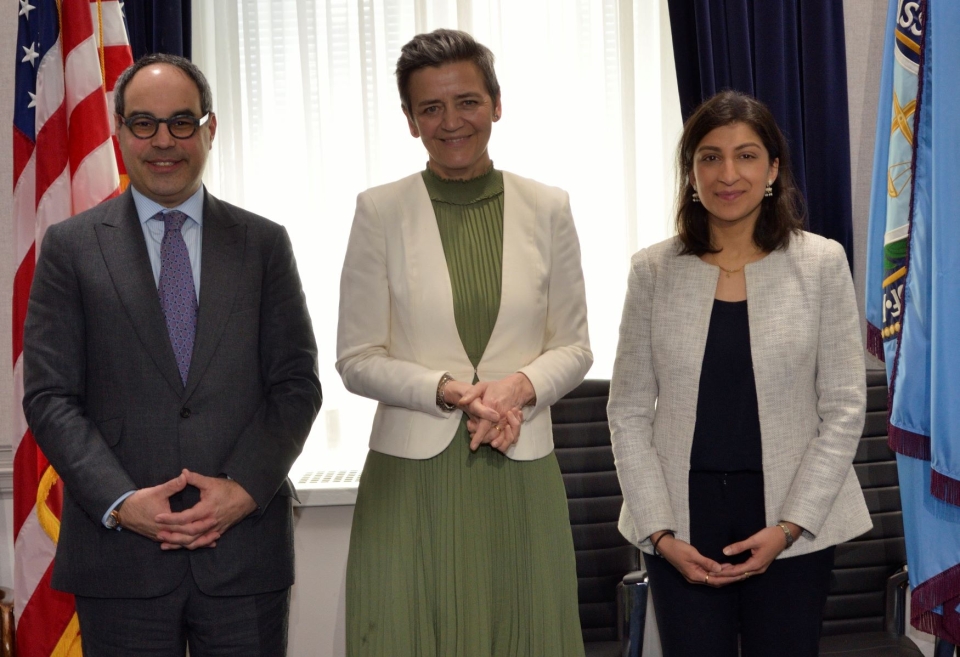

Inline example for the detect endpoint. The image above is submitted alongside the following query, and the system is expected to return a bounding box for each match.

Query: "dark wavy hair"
[675,90,805,255]
[395,29,500,114]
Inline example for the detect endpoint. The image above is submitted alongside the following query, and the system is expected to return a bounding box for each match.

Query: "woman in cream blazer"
[337,168,592,462]
[336,29,591,657]
[608,91,871,656]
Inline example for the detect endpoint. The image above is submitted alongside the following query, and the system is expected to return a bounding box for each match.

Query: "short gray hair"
[114,53,213,117]
[396,29,500,113]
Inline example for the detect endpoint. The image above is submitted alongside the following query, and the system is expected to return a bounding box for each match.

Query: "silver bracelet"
[436,373,457,412]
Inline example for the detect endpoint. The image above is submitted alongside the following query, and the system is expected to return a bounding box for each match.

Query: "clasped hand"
[655,524,796,587]
[442,374,535,454]
[115,468,258,551]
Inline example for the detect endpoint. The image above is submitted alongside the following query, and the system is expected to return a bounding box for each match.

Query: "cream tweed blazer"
[608,232,872,558]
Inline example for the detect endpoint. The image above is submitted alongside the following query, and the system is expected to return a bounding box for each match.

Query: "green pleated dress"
[345,167,585,657]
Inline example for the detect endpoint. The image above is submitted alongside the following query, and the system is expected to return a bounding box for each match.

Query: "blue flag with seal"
[865,0,960,642]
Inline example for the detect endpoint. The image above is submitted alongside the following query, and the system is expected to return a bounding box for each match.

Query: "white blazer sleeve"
[336,191,450,417]
[517,191,593,419]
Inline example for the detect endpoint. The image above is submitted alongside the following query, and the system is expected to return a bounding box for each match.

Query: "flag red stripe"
[13,126,35,189]
[33,104,69,207]
[68,91,112,176]
[103,45,133,90]
[12,244,36,366]
[59,0,96,57]
[15,562,79,657]
[12,429,40,541]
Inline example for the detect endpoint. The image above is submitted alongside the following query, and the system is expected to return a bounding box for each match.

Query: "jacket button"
[180,407,191,419]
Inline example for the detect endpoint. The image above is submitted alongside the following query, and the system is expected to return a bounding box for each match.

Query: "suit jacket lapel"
[184,194,245,398]
[94,190,185,395]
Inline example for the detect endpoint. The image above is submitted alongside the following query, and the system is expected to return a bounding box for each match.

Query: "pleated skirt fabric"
[345,426,585,657]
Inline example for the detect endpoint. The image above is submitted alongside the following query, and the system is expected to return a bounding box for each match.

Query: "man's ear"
[207,112,218,146]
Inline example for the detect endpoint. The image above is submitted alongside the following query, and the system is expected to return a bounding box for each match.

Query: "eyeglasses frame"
[119,112,212,140]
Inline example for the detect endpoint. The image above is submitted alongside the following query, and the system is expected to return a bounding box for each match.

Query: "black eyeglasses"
[120,113,211,139]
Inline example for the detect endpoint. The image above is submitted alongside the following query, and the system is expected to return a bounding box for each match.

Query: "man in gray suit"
[22,53,321,656]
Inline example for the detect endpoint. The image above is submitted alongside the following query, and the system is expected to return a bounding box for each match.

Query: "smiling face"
[403,60,500,180]
[690,122,779,233]
[117,63,217,207]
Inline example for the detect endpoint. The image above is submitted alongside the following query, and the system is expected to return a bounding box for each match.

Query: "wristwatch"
[776,522,794,549]
[105,502,124,530]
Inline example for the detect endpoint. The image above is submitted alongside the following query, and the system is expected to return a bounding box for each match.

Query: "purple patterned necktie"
[157,211,197,386]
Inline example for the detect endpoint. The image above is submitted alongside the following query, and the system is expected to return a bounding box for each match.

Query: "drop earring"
[691,189,701,203]
[764,181,774,197]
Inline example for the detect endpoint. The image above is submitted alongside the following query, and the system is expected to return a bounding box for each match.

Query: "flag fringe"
[930,469,960,507]
[911,557,960,644]
[37,465,63,543]
[888,423,930,460]
[911,610,960,647]
[51,612,83,657]
[866,322,885,361]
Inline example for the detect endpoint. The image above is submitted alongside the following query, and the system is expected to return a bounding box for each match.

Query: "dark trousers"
[645,471,835,657]
[75,568,290,657]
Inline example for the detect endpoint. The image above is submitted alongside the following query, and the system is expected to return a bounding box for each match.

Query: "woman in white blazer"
[608,91,871,657]
[336,29,592,657]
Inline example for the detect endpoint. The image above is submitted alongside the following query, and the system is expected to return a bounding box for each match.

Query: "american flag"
[12,1,132,654]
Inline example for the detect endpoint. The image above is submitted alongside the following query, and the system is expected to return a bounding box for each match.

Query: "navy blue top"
[689,300,763,472]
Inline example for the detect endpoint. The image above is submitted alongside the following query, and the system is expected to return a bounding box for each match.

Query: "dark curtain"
[124,0,192,60]
[667,0,854,266]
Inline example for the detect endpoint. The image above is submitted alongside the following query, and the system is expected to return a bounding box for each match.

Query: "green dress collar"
[421,165,504,205]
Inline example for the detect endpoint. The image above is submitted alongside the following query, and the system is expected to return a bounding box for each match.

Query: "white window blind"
[193,0,681,472]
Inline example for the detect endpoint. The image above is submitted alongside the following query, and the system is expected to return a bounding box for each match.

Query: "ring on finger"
[704,574,709,584]
[495,425,503,433]
[743,571,752,579]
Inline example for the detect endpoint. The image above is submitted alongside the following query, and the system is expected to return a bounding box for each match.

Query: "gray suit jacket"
[22,188,322,598]
[608,232,872,558]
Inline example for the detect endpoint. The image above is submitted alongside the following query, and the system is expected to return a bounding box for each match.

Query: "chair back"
[821,369,907,636]
[552,380,638,648]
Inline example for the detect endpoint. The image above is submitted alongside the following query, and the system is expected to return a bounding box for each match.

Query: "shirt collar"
[131,185,205,226]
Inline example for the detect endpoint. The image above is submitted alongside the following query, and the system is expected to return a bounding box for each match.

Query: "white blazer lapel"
[480,172,538,374]
[399,174,474,375]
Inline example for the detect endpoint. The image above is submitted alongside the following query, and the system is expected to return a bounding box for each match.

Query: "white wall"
[289,505,353,657]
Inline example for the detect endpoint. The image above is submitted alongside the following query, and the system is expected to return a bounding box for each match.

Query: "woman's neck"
[709,217,759,256]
